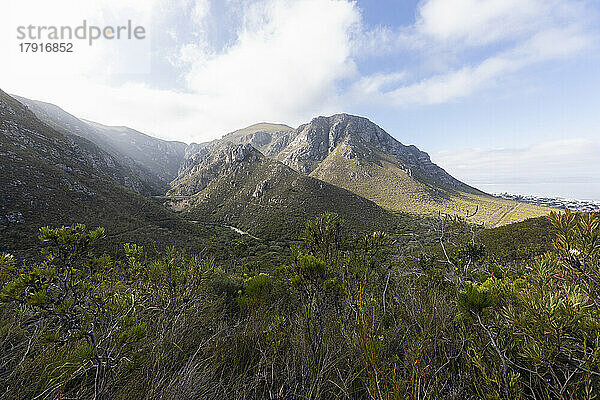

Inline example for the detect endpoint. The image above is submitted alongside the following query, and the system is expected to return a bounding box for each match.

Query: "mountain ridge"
[0,90,239,260]
[166,142,407,239]
[7,93,551,228]
[14,95,187,194]
[180,113,550,226]
[184,113,480,193]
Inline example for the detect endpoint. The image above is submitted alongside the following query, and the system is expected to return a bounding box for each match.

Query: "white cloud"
[190,0,210,25]
[0,0,596,144]
[179,0,360,129]
[350,71,408,97]
[354,25,591,106]
[1,0,360,142]
[348,0,595,107]
[353,0,586,57]
[416,0,547,46]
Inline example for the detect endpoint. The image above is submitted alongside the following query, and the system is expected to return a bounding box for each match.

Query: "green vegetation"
[1,210,598,399]
[167,145,419,242]
[479,215,555,261]
[310,142,551,227]
[0,89,249,263]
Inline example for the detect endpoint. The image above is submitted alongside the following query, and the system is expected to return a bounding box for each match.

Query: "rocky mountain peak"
[178,113,473,193]
[304,113,395,147]
[278,113,418,173]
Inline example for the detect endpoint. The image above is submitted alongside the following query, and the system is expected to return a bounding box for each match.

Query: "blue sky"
[2,0,599,199]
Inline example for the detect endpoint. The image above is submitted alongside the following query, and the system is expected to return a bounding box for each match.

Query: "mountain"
[277,114,472,188]
[0,90,236,259]
[7,90,550,238]
[14,96,187,195]
[188,114,550,226]
[166,142,411,240]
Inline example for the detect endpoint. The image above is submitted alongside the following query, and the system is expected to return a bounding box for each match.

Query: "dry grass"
[310,145,551,227]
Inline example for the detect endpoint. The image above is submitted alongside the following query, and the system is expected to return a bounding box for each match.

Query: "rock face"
[179,143,258,176]
[178,123,295,178]
[274,114,475,192]
[277,114,380,172]
[253,180,269,198]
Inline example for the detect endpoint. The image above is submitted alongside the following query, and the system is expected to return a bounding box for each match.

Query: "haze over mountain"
[14,96,187,195]
[0,90,237,258]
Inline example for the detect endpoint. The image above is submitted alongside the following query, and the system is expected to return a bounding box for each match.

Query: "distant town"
[495,193,600,213]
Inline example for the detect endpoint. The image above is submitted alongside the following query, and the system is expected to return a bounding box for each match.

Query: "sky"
[1,0,599,200]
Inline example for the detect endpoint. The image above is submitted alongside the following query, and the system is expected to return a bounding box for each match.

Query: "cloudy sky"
[1,0,599,199]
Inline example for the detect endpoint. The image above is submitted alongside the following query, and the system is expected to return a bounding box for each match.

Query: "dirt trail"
[224,225,261,240]
[189,221,261,241]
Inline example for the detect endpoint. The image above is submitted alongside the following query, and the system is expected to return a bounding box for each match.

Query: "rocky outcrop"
[169,144,261,196]
[272,113,476,192]
[253,180,269,198]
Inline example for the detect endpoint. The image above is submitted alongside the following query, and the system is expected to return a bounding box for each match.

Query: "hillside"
[0,90,238,259]
[187,114,551,226]
[14,95,187,194]
[10,95,552,228]
[11,95,551,227]
[478,215,555,261]
[167,143,413,240]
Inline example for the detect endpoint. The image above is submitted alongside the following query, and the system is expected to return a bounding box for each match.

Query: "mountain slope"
[189,114,551,226]
[278,114,474,190]
[307,137,550,227]
[0,90,236,259]
[167,143,408,239]
[14,95,187,194]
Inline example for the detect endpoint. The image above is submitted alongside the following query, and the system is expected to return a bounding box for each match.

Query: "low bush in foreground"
[0,211,598,399]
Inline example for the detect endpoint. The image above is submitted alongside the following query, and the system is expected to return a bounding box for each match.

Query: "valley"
[1,89,597,400]
[1,90,553,257]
